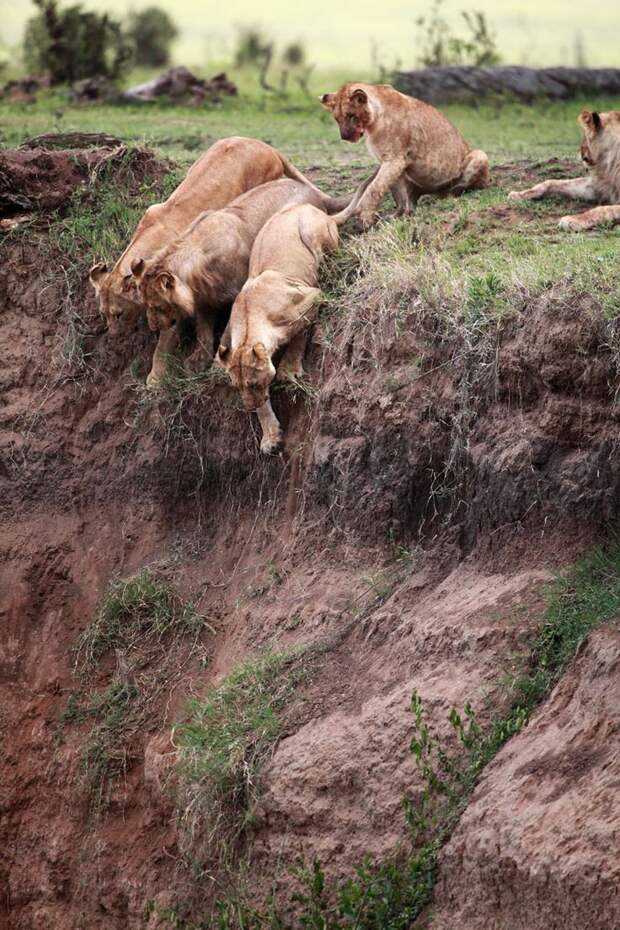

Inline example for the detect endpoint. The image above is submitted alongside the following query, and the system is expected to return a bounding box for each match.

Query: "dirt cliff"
[1,143,619,929]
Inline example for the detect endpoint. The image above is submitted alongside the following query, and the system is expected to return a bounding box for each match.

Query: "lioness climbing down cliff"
[320,82,490,227]
[131,178,354,384]
[88,136,347,386]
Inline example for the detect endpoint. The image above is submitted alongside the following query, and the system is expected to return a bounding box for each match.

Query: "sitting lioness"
[216,202,343,453]
[320,82,489,227]
[89,136,341,385]
[508,110,620,231]
[132,178,351,380]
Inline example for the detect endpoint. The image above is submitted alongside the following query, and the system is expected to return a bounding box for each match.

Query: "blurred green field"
[2,91,620,172]
[2,0,619,71]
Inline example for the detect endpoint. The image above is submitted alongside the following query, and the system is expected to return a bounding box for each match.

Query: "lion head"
[89,263,143,334]
[578,110,620,168]
[320,86,372,143]
[131,258,195,332]
[217,342,276,410]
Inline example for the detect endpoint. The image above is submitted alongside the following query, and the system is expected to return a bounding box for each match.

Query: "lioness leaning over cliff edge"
[508,110,620,231]
[131,178,355,385]
[320,82,489,227]
[89,136,346,386]
[214,187,367,454]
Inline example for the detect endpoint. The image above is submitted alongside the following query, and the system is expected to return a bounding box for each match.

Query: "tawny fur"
[216,202,341,453]
[133,179,347,382]
[88,137,344,386]
[320,82,489,227]
[508,110,620,231]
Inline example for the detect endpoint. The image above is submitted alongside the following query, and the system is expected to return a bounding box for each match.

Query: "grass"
[77,566,205,671]
[213,543,620,928]
[174,648,316,870]
[2,85,620,167]
[60,568,209,815]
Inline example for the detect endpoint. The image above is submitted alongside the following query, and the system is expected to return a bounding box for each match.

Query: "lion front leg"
[256,398,283,455]
[357,157,408,227]
[276,331,309,382]
[559,203,620,231]
[146,325,180,388]
[186,311,215,372]
[508,177,597,203]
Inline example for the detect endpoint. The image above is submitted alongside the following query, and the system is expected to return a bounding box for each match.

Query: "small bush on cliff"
[175,649,314,867]
[62,568,208,814]
[77,567,203,671]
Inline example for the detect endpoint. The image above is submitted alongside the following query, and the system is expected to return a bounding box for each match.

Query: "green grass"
[214,543,620,929]
[174,648,316,868]
[2,88,620,168]
[60,568,208,815]
[77,567,204,671]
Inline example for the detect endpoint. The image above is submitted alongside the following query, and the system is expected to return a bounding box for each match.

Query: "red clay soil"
[1,147,619,929]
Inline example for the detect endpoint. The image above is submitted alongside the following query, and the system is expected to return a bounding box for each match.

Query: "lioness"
[320,82,489,227]
[216,202,342,453]
[132,178,349,382]
[89,136,342,385]
[508,110,620,231]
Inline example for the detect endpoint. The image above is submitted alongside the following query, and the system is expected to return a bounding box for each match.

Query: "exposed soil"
[1,144,619,929]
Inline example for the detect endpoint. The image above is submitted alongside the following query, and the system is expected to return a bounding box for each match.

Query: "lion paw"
[186,348,213,373]
[507,190,524,201]
[276,362,304,382]
[146,370,163,389]
[558,215,586,232]
[260,430,283,455]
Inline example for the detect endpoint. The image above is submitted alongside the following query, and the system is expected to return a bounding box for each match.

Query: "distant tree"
[23,0,132,84]
[127,6,178,68]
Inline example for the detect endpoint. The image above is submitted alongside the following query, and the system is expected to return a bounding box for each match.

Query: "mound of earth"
[432,623,620,930]
[0,134,165,216]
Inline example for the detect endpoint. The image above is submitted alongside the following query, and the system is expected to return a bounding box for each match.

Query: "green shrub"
[126,6,178,68]
[24,0,132,84]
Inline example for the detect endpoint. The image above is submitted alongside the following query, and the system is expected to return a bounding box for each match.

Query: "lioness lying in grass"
[320,82,489,227]
[509,110,620,231]
[132,179,351,386]
[216,202,344,453]
[89,137,342,385]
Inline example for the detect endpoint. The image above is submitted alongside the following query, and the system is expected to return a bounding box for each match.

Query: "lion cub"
[320,82,489,226]
[216,203,340,453]
[509,110,620,231]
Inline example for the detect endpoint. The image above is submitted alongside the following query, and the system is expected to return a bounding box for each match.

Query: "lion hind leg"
[559,203,620,232]
[390,175,414,216]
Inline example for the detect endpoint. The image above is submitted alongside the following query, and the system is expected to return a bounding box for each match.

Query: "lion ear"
[319,92,337,111]
[216,344,231,368]
[252,342,268,361]
[89,262,108,288]
[131,257,145,278]
[579,110,602,132]
[155,271,175,293]
[351,88,368,105]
